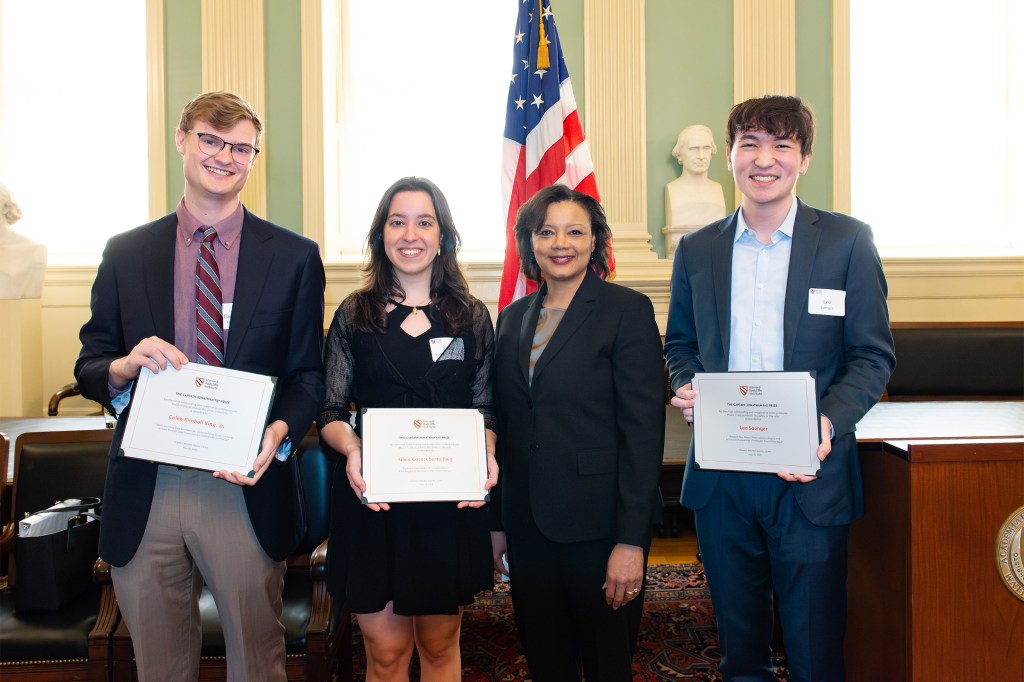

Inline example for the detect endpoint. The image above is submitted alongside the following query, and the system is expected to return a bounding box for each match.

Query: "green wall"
[555,0,586,128]
[264,0,303,233]
[795,0,832,211]
[163,0,202,213]
[645,0,733,258]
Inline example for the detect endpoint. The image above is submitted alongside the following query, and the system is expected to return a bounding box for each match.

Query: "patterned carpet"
[351,563,791,681]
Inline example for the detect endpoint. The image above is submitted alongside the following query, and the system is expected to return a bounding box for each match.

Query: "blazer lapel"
[225,209,274,366]
[141,215,177,341]
[711,212,738,362]
[517,288,544,385]
[783,200,821,368]
[530,269,599,383]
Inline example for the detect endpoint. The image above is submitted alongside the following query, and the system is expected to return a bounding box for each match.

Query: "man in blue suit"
[664,95,895,681]
[75,92,325,681]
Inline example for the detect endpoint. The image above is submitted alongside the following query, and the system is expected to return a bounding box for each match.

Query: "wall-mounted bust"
[665,124,727,230]
[0,185,46,299]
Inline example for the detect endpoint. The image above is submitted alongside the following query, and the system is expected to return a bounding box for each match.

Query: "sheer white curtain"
[0,0,148,263]
[327,0,516,262]
[850,1,1021,256]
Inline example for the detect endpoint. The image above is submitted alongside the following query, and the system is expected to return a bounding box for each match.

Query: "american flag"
[499,0,607,309]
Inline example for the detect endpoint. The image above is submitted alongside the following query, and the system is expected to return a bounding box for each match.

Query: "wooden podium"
[847,438,1024,681]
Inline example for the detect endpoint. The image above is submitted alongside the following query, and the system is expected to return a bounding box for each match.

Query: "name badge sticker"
[429,337,455,362]
[222,303,233,329]
[808,288,846,316]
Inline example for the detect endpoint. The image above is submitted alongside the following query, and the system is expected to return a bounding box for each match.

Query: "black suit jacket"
[492,269,666,548]
[664,200,896,526]
[75,209,325,566]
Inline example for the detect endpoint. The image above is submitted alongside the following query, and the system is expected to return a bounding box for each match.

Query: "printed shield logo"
[739,386,748,396]
[195,377,206,388]
[413,420,422,429]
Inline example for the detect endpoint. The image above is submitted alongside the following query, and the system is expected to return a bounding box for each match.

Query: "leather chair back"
[12,431,111,524]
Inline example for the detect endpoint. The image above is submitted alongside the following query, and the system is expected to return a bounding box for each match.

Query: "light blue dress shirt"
[727,199,798,372]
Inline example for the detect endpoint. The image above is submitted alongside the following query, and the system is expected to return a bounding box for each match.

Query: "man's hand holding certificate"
[121,364,276,473]
[691,372,821,477]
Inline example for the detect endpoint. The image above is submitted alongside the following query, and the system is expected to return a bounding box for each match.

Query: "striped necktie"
[195,226,225,366]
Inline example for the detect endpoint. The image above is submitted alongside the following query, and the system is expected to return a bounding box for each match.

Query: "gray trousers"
[111,466,287,682]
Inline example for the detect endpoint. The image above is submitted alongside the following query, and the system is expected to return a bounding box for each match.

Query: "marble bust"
[663,125,727,251]
[0,185,47,299]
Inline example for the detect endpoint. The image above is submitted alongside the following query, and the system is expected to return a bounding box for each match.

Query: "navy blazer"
[492,269,666,548]
[75,209,326,566]
[664,200,895,526]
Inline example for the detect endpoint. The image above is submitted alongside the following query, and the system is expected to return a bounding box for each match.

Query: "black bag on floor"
[13,497,101,612]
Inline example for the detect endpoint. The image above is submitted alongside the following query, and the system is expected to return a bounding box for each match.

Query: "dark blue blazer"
[75,209,325,565]
[492,269,666,548]
[664,200,895,526]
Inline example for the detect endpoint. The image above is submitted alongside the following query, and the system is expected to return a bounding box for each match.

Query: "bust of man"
[665,124,727,229]
[0,185,47,299]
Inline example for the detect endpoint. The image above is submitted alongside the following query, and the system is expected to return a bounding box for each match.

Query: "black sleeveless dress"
[319,296,496,615]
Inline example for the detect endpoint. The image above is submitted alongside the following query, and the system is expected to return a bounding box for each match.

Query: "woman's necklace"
[390,296,430,315]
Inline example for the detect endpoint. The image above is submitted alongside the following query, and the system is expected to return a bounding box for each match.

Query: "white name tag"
[222,302,233,329]
[808,288,845,316]
[429,337,454,362]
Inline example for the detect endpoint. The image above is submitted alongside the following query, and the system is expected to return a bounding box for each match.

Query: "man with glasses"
[76,91,325,681]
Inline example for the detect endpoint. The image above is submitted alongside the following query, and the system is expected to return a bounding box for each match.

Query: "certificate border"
[120,364,276,472]
[361,407,488,504]
[691,371,821,476]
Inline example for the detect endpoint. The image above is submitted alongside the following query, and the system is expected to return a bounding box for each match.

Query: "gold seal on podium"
[995,505,1024,602]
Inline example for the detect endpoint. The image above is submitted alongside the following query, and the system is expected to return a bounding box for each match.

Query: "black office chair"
[0,429,118,681]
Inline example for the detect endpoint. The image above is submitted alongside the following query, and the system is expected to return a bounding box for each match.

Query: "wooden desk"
[847,436,1024,681]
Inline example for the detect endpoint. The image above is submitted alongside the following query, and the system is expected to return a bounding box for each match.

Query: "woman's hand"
[603,543,644,610]
[458,450,499,509]
[346,448,389,511]
[490,531,509,577]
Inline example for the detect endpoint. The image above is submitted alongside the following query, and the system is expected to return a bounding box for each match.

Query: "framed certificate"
[691,371,821,476]
[120,364,276,472]
[361,408,488,504]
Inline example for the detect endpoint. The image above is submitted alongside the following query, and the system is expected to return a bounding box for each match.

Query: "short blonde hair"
[178,91,263,146]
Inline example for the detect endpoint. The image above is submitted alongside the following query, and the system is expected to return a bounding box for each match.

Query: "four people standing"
[75,90,891,680]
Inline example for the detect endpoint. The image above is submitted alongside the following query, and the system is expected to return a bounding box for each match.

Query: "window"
[0,0,148,263]
[325,0,517,262]
[850,2,1022,256]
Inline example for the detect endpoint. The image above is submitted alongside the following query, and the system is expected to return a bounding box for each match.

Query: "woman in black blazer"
[490,185,666,681]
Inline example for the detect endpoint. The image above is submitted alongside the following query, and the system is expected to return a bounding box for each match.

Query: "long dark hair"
[349,177,474,335]
[513,184,612,283]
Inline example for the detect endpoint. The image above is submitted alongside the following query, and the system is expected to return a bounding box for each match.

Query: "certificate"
[361,408,488,504]
[691,371,821,476]
[120,364,276,472]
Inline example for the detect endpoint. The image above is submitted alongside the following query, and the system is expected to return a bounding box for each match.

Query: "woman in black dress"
[319,177,498,681]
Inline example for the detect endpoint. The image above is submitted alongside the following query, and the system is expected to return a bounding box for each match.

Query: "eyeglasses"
[187,131,260,162]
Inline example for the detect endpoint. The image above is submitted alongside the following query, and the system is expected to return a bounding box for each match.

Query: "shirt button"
[757,283,765,289]
[752,355,760,363]
[754,320,761,326]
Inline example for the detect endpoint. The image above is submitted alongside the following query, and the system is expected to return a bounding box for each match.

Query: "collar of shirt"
[733,197,799,245]
[174,199,244,249]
